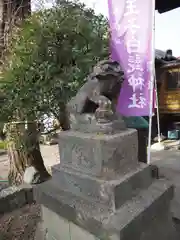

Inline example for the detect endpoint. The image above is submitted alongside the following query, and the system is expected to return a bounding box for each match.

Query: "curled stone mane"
[90,60,124,82]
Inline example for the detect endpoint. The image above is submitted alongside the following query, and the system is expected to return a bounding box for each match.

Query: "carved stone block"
[52,163,154,210]
[58,129,138,177]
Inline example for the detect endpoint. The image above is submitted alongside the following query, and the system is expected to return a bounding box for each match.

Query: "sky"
[81,0,180,57]
[155,8,180,57]
[32,0,180,57]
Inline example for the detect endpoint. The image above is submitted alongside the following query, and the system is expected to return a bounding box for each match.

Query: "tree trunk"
[6,121,50,185]
[0,0,31,59]
[58,112,70,131]
[57,104,70,131]
[0,0,4,57]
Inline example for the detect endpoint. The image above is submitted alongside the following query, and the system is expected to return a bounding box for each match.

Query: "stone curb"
[0,183,34,214]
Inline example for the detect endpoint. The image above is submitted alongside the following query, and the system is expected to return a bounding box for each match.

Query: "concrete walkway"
[151,150,180,219]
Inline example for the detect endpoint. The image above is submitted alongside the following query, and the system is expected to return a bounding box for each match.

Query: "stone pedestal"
[34,128,178,240]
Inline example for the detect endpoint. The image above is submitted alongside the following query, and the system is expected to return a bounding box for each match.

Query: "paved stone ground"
[151,149,180,219]
[0,144,60,180]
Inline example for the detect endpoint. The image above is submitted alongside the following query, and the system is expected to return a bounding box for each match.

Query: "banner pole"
[147,0,156,165]
[154,73,161,143]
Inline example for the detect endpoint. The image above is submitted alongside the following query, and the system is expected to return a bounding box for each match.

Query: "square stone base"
[58,129,138,177]
[35,128,178,239]
[34,177,178,240]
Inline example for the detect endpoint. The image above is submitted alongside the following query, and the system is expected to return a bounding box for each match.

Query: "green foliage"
[0,0,109,123]
[0,141,7,149]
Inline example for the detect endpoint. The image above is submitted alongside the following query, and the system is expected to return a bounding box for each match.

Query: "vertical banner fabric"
[108,0,154,116]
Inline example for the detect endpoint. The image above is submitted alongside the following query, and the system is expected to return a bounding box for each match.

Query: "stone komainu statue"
[67,59,126,133]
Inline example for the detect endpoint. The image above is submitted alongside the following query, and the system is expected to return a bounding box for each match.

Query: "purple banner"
[108,0,154,116]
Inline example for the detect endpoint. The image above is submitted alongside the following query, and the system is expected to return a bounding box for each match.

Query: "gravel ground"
[0,203,41,240]
[0,145,58,240]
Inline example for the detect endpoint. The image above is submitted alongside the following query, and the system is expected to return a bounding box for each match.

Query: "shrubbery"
[0,0,109,129]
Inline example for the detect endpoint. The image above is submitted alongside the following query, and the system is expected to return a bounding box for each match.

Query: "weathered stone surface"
[40,206,100,240]
[70,222,98,240]
[0,184,33,214]
[34,222,48,240]
[67,60,125,131]
[70,114,126,134]
[58,129,138,177]
[52,163,154,210]
[0,186,26,213]
[34,182,111,238]
[42,206,71,240]
[35,178,178,240]
[105,179,174,232]
[151,151,180,220]
[36,119,178,239]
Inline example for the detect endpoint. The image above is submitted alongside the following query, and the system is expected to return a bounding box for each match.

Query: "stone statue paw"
[95,98,114,124]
